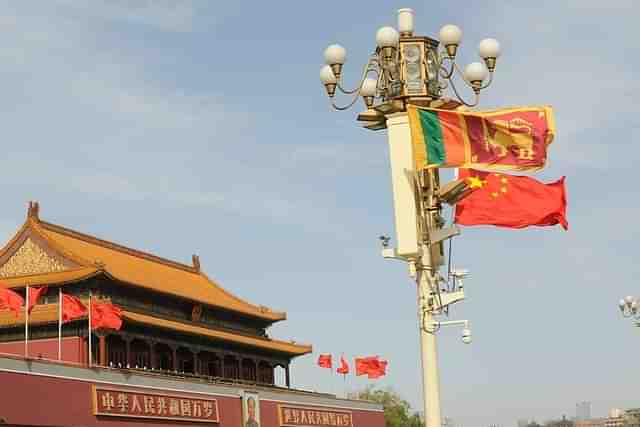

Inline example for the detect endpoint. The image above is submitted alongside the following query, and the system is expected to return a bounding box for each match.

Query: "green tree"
[349,386,423,427]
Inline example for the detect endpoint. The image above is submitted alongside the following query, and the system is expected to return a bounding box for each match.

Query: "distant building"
[575,418,606,427]
[605,409,624,427]
[577,402,592,421]
[546,415,573,427]
[518,419,530,427]
[623,408,640,427]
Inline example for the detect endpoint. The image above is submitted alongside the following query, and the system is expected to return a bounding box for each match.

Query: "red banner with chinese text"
[93,386,219,423]
[278,404,353,427]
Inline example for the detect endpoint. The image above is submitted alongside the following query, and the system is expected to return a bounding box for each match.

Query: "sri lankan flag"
[407,105,555,171]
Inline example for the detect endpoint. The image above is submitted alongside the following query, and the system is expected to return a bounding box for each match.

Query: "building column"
[285,364,291,388]
[171,346,178,372]
[220,353,225,378]
[98,335,107,366]
[252,358,258,382]
[233,354,240,379]
[149,340,156,370]
[84,335,90,367]
[193,350,199,375]
[124,338,132,368]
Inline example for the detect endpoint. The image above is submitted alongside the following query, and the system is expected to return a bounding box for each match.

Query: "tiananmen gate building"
[0,202,384,427]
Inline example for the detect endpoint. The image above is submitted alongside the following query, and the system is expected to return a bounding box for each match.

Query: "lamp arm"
[479,71,494,90]
[445,60,490,91]
[330,94,363,111]
[337,55,379,94]
[437,52,456,80]
[447,75,480,108]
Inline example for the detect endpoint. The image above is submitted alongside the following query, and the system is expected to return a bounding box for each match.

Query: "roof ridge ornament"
[192,254,200,272]
[27,201,40,221]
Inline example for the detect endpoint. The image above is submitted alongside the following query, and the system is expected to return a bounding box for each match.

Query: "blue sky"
[0,1,638,426]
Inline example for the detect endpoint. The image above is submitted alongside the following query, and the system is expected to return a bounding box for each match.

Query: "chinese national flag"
[317,354,332,369]
[91,300,123,331]
[0,288,24,317]
[336,356,350,375]
[61,293,87,323]
[28,286,48,314]
[455,169,568,230]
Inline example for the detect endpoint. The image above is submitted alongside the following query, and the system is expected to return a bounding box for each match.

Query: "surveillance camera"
[438,179,473,205]
[461,328,472,344]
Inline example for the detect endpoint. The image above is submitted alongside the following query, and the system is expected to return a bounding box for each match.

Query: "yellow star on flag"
[467,176,485,189]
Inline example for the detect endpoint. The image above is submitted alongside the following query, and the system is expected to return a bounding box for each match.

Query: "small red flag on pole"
[355,357,374,376]
[0,288,24,318]
[367,359,388,379]
[317,354,332,369]
[61,293,88,323]
[91,300,123,331]
[336,356,349,375]
[59,291,87,361]
[28,286,47,314]
[355,356,388,379]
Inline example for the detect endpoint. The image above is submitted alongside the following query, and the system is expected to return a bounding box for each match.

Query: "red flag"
[317,354,332,369]
[367,359,388,379]
[0,288,24,317]
[355,356,377,376]
[61,293,87,323]
[355,356,388,379]
[28,286,48,314]
[91,300,123,331]
[336,356,350,375]
[454,169,568,230]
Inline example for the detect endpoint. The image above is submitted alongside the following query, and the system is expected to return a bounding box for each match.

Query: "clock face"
[404,44,421,63]
[407,63,421,79]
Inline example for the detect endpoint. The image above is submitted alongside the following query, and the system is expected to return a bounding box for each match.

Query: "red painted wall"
[0,337,84,364]
[0,369,384,427]
[260,399,385,427]
[0,370,242,427]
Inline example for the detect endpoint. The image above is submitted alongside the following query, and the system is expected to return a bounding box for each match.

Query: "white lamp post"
[319,8,502,427]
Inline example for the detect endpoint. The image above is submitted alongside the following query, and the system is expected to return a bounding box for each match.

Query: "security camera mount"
[428,319,471,344]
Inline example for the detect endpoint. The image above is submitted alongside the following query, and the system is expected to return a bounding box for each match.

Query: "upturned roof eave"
[0,203,287,323]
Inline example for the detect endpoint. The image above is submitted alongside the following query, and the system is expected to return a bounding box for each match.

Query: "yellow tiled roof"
[0,304,312,356]
[123,311,312,356]
[0,267,100,289]
[0,204,285,322]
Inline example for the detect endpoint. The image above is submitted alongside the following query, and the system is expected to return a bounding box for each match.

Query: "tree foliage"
[349,386,423,427]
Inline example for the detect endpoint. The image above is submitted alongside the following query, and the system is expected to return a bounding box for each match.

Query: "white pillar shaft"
[419,271,441,427]
[386,112,442,427]
[385,113,419,258]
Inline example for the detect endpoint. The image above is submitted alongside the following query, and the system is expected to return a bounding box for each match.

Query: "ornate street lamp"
[319,9,502,427]
[618,296,640,323]
[319,8,500,130]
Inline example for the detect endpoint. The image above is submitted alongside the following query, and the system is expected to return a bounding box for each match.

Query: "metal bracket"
[381,247,412,261]
[439,289,465,308]
[429,225,460,244]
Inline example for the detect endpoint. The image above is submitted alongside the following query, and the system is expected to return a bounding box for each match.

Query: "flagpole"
[24,286,29,358]
[88,292,92,368]
[58,288,62,361]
